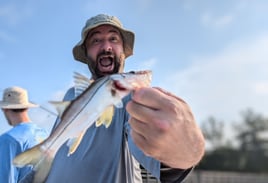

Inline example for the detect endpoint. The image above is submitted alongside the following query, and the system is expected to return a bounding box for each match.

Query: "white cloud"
[140,57,157,70]
[201,13,234,28]
[254,82,268,95]
[164,32,268,123]
[125,57,157,74]
[214,15,234,27]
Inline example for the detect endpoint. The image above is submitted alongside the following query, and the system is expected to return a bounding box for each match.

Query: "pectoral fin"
[114,100,123,108]
[67,132,85,156]
[49,101,71,117]
[95,106,114,128]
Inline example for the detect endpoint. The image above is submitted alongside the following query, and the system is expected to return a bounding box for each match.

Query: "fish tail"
[13,145,43,167]
[13,145,53,183]
[33,158,53,183]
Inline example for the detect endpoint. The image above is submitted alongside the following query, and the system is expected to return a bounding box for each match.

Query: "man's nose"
[101,41,112,52]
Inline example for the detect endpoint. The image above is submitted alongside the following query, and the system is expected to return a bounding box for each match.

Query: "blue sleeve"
[0,134,21,183]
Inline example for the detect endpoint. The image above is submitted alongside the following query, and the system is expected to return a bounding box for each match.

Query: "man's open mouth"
[97,56,115,73]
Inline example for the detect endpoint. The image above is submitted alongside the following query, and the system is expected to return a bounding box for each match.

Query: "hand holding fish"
[126,87,205,169]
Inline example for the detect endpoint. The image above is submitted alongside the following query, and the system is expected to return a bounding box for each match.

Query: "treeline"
[196,108,268,173]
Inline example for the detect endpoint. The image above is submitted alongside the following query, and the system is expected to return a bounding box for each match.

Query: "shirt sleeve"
[0,134,21,183]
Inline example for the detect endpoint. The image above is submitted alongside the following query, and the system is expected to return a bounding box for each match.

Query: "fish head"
[108,70,152,98]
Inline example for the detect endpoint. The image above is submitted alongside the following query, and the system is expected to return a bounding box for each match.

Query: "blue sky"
[1,0,268,142]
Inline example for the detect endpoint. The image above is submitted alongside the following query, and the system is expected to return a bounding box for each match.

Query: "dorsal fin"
[73,72,94,97]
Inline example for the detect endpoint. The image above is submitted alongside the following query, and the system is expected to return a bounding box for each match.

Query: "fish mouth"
[97,55,115,74]
[110,70,152,92]
[113,80,128,91]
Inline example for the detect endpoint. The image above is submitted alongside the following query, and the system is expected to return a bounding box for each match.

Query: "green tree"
[234,108,268,172]
[198,116,238,171]
[201,116,225,150]
[197,108,268,172]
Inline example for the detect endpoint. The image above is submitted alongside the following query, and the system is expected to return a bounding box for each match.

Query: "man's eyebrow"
[87,30,100,38]
[87,29,120,39]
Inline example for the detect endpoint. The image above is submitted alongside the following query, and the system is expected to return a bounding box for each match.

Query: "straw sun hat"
[73,14,135,64]
[0,86,38,109]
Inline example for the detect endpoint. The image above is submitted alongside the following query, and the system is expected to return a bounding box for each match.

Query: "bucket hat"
[0,86,38,109]
[73,14,135,64]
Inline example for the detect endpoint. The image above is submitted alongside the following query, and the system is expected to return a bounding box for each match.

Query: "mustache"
[97,50,113,58]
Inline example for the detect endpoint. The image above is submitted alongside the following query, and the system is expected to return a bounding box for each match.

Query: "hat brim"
[0,102,39,109]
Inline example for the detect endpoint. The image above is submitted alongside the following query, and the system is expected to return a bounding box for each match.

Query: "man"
[23,14,205,183]
[0,86,48,183]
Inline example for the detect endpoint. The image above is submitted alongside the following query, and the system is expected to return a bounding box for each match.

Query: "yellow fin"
[67,132,85,156]
[95,106,114,128]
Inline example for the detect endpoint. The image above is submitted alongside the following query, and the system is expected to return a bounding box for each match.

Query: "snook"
[13,70,152,183]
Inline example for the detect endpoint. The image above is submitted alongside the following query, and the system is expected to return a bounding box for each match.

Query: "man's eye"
[111,37,118,42]
[88,38,101,45]
[92,39,100,44]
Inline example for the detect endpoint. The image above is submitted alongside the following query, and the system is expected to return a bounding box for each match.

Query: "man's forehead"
[88,25,121,37]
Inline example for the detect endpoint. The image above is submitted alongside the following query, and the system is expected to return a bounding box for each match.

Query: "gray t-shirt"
[45,88,160,183]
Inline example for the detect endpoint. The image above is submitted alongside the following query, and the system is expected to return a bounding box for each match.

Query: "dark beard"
[87,51,125,79]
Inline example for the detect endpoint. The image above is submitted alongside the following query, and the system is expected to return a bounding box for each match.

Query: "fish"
[13,70,152,183]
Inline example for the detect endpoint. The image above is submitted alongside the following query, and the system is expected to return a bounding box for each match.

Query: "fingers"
[154,87,188,105]
[126,99,157,125]
[130,87,187,111]
[130,87,165,110]
[126,87,179,129]
[128,117,160,157]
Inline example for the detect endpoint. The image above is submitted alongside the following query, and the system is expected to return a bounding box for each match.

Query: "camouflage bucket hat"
[0,86,38,109]
[73,14,135,64]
